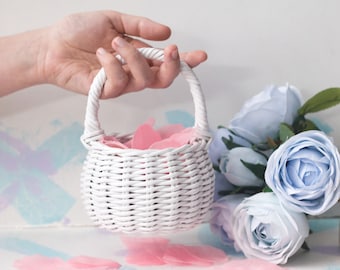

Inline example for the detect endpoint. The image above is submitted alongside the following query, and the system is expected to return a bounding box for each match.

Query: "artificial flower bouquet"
[208,84,340,264]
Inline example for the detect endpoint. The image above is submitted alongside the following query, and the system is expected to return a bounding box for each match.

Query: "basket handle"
[81,47,210,147]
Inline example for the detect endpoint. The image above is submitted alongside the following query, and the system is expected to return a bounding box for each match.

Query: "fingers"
[102,10,171,41]
[180,50,208,68]
[96,36,158,98]
[96,36,207,99]
[112,36,154,92]
[151,44,180,88]
[96,47,129,98]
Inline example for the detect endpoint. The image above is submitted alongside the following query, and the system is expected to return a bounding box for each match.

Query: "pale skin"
[0,10,207,98]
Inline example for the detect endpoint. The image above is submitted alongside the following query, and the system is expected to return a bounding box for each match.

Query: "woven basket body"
[80,48,215,234]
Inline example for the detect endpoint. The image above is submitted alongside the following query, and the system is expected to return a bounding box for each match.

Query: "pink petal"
[188,245,229,264]
[100,136,128,149]
[145,118,156,126]
[149,128,194,149]
[68,256,121,269]
[148,137,183,149]
[14,255,71,270]
[157,124,185,139]
[125,249,166,266]
[169,127,195,143]
[122,237,169,266]
[131,123,162,150]
[163,244,212,266]
[121,237,229,267]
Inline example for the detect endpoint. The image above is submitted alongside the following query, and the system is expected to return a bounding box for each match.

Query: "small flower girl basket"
[80,47,215,234]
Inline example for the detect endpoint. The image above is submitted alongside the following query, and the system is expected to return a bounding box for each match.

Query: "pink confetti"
[186,245,230,264]
[122,236,229,267]
[100,136,128,149]
[122,237,169,266]
[14,255,68,270]
[149,128,195,149]
[101,119,193,150]
[157,123,187,138]
[14,255,121,270]
[131,122,162,149]
[69,256,121,269]
[163,244,214,266]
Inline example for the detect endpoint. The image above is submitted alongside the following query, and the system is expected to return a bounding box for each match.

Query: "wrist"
[0,28,49,96]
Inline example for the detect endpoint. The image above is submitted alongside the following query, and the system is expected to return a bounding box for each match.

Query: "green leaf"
[222,186,265,196]
[301,241,310,251]
[303,119,320,131]
[241,160,266,180]
[218,190,234,196]
[213,164,221,173]
[293,115,320,133]
[279,123,295,142]
[222,136,243,150]
[298,87,340,116]
[262,186,272,192]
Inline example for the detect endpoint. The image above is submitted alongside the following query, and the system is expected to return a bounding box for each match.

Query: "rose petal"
[14,255,121,270]
[14,255,70,270]
[149,128,194,149]
[100,136,128,149]
[228,84,302,144]
[163,244,197,266]
[122,237,168,266]
[125,248,166,266]
[131,123,162,150]
[184,245,229,265]
[148,137,181,149]
[68,256,121,269]
[157,124,185,139]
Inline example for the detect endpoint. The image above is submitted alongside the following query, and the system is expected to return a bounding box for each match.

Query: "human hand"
[41,10,207,98]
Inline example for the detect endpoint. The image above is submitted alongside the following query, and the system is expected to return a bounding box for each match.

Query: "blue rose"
[219,147,267,187]
[265,130,340,215]
[208,127,250,166]
[229,84,302,144]
[232,192,309,264]
[210,194,249,247]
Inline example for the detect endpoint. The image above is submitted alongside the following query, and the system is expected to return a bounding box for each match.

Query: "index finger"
[101,10,172,41]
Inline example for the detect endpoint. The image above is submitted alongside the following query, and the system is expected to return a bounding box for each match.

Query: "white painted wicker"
[80,47,215,234]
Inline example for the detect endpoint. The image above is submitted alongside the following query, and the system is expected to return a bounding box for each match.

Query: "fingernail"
[113,36,127,48]
[97,47,107,55]
[171,49,179,60]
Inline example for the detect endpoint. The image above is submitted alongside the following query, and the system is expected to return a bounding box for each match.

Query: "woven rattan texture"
[80,48,215,233]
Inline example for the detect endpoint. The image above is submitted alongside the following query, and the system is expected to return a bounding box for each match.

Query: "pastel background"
[1,1,340,269]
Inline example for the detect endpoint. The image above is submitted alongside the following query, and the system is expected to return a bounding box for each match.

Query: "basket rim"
[87,134,210,154]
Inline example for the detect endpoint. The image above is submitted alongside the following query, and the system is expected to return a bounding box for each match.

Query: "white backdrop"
[2,0,340,133]
[1,0,340,227]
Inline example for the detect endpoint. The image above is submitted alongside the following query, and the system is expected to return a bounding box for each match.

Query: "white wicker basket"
[80,47,215,234]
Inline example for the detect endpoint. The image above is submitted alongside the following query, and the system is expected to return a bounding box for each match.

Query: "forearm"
[0,28,48,96]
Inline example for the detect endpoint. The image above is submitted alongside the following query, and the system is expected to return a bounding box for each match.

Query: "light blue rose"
[209,194,249,247]
[229,84,302,144]
[208,127,250,166]
[232,192,309,264]
[219,147,267,187]
[265,130,340,215]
